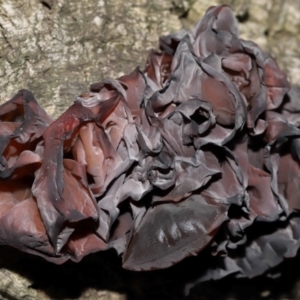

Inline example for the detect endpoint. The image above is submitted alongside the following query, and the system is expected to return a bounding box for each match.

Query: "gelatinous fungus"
[1,5,300,290]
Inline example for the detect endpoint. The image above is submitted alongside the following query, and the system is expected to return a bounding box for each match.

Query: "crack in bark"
[0,23,12,49]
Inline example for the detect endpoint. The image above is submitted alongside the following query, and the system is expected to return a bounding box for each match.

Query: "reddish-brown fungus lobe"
[1,4,300,288]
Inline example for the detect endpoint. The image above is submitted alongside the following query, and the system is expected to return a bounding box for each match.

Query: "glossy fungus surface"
[1,5,300,286]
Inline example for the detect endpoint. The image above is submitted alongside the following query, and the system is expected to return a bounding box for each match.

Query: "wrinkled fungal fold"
[1,5,300,289]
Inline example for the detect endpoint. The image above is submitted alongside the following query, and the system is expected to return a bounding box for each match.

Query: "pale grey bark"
[0,0,186,118]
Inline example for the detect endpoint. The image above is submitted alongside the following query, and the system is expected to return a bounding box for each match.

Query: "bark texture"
[0,0,188,118]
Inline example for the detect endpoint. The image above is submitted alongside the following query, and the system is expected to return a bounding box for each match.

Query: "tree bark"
[0,0,187,118]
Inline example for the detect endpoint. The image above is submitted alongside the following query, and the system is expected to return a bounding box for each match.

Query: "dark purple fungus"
[1,5,300,290]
